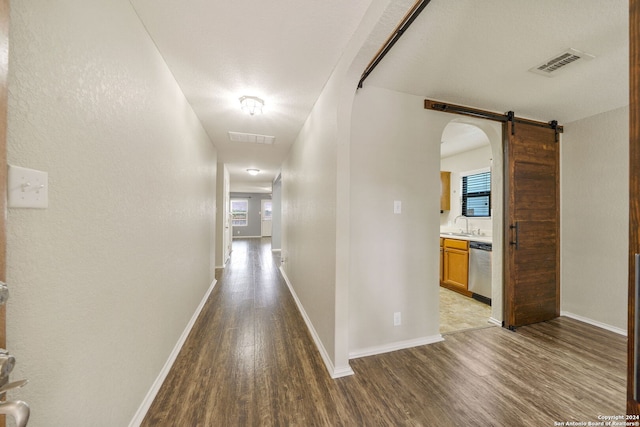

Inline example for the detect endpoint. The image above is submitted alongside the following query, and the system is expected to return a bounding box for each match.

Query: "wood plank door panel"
[504,121,560,329]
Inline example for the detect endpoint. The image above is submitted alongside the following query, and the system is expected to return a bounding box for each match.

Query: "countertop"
[440,232,492,244]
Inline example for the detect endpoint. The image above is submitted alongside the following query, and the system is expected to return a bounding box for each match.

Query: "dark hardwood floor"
[142,238,625,426]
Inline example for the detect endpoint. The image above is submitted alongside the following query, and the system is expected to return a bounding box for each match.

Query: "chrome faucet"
[0,400,29,427]
[0,348,29,426]
[454,215,469,234]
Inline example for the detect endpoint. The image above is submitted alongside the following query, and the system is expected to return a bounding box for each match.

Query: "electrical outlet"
[393,312,401,326]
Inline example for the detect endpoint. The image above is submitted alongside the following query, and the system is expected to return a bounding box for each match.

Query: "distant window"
[231,199,249,226]
[462,171,491,217]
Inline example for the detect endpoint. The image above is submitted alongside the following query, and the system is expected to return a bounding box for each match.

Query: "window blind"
[462,171,491,217]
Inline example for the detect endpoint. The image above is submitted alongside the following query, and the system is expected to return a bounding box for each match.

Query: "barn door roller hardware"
[507,111,515,135]
[549,120,560,142]
[358,0,433,89]
[424,99,563,135]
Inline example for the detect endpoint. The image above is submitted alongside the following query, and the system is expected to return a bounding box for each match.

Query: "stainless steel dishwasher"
[468,241,492,305]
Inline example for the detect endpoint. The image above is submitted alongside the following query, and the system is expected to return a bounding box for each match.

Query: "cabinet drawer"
[444,238,469,251]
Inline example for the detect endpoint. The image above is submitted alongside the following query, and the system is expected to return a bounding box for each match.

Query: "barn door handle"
[509,222,519,249]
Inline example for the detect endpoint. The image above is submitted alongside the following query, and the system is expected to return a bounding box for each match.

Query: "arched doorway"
[439,118,503,333]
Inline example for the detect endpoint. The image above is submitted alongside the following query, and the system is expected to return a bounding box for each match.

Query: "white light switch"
[394,312,401,326]
[8,165,48,209]
[394,200,402,214]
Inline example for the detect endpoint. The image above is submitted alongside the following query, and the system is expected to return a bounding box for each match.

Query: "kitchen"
[439,120,498,334]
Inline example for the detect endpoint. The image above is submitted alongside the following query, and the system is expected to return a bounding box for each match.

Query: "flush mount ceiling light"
[246,169,260,176]
[239,95,264,115]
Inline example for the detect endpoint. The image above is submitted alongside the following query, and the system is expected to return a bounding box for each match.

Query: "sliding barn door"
[629,0,640,416]
[503,120,560,329]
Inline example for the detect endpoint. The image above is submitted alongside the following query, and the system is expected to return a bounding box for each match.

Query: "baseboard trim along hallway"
[349,334,444,360]
[128,279,218,427]
[561,310,627,336]
[279,266,355,378]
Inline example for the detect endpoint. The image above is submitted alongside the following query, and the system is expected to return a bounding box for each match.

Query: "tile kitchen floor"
[439,286,493,334]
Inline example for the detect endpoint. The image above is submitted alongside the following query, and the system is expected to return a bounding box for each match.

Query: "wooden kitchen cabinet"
[440,171,451,212]
[441,238,471,297]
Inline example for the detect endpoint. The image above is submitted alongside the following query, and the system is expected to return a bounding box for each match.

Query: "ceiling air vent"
[529,48,595,77]
[228,131,275,145]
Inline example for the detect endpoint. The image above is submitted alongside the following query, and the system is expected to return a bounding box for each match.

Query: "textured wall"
[281,87,339,367]
[271,176,282,250]
[7,0,217,425]
[280,0,415,374]
[349,86,446,353]
[215,163,231,268]
[561,106,628,331]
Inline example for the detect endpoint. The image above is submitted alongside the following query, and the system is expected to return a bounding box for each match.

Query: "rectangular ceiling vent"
[228,131,275,145]
[529,48,595,77]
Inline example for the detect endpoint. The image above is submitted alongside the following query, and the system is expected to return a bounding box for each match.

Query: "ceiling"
[366,0,628,123]
[441,122,489,159]
[130,0,373,193]
[130,0,628,192]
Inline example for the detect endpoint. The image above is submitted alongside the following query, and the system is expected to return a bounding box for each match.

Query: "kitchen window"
[462,170,491,217]
[231,199,249,226]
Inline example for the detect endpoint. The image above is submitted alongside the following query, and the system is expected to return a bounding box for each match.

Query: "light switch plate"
[394,312,401,326]
[8,165,48,209]
[394,200,402,214]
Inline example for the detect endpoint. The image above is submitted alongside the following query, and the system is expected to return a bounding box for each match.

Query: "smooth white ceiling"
[441,122,489,159]
[130,0,373,192]
[130,0,628,192]
[366,0,628,123]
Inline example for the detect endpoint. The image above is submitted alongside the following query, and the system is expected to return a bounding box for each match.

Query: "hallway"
[142,238,625,426]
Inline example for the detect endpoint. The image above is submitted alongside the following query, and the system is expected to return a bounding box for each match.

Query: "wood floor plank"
[142,237,625,426]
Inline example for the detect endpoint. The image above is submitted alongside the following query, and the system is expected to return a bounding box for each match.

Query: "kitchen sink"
[441,232,474,237]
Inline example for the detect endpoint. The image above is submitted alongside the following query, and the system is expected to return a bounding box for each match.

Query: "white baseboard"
[215,258,229,270]
[129,279,218,427]
[349,335,444,360]
[279,267,354,379]
[561,311,627,336]
[232,236,262,239]
[488,317,502,326]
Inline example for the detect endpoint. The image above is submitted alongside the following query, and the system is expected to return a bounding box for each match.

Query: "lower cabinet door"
[443,248,469,291]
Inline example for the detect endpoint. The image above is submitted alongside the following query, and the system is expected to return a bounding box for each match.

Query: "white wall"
[271,175,282,251]
[440,144,493,235]
[281,0,415,376]
[561,106,628,332]
[281,90,339,364]
[7,1,217,425]
[349,86,449,355]
[216,163,231,268]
